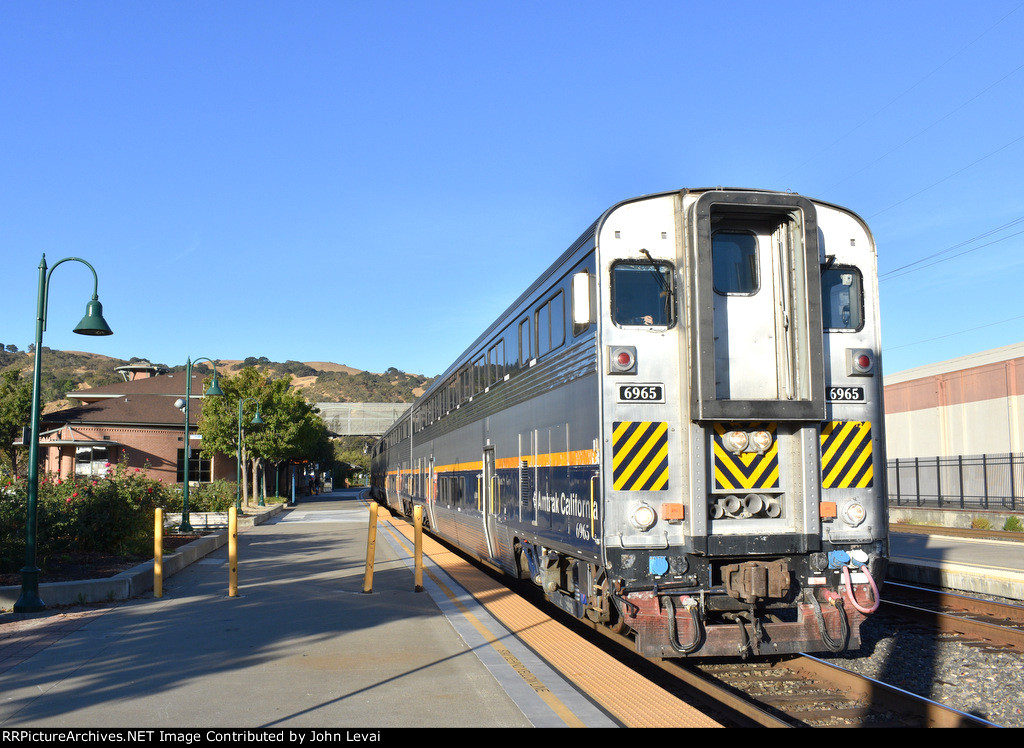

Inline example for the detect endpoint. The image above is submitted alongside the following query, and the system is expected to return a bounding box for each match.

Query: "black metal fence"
[888,453,1023,511]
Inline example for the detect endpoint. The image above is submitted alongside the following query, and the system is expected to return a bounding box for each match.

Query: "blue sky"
[2,1,1023,378]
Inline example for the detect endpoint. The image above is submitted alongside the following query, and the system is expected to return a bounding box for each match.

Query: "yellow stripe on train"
[820,421,874,488]
[612,421,669,491]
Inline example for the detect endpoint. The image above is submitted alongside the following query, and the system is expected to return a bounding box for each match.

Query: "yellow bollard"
[414,505,423,592]
[154,508,163,598]
[229,506,238,597]
[363,501,378,593]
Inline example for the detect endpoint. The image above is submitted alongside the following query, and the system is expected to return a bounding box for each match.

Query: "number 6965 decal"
[617,384,665,403]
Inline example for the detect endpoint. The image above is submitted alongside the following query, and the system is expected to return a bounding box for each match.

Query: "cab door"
[711,226,783,401]
[689,191,824,423]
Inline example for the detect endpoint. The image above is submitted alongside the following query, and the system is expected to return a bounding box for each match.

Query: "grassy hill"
[0,348,434,410]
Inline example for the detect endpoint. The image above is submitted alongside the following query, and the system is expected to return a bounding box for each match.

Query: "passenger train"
[370,188,887,658]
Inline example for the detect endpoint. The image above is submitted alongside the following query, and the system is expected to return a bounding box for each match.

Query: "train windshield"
[611,261,675,327]
[821,266,863,331]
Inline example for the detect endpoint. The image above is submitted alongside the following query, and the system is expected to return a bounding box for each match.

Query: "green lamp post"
[236,397,264,510]
[179,357,223,532]
[15,255,113,613]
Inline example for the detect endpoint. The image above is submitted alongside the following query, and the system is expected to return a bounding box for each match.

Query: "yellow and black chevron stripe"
[612,421,669,491]
[820,421,873,488]
[712,423,779,490]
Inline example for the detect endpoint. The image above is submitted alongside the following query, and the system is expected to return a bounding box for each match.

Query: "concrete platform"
[0,491,664,728]
[888,529,1024,600]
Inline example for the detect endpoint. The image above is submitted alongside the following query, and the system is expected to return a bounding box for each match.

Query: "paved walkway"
[0,490,588,728]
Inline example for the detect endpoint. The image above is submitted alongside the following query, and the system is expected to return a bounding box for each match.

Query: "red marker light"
[848,348,874,375]
[609,346,637,373]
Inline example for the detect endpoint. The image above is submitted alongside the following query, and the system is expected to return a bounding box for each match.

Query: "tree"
[198,368,333,504]
[0,369,33,476]
[332,436,374,486]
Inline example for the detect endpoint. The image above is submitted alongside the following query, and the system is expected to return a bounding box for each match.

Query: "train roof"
[406,186,870,411]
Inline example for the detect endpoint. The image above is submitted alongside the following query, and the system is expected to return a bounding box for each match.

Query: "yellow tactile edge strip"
[379,510,721,729]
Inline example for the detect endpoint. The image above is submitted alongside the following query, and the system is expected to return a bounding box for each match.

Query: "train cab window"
[611,262,675,327]
[821,266,864,331]
[712,231,758,294]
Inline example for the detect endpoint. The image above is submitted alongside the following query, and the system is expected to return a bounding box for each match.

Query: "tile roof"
[43,397,207,427]
[68,371,215,399]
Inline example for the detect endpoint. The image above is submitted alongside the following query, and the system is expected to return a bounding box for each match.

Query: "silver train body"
[371,188,888,658]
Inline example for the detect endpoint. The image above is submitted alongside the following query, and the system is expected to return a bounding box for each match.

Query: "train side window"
[519,317,532,365]
[536,291,565,357]
[504,327,519,376]
[489,340,505,383]
[611,262,675,327]
[550,291,565,350]
[712,231,758,295]
[821,266,864,331]
[474,355,487,391]
[536,302,550,357]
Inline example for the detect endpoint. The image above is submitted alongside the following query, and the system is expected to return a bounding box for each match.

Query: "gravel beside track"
[815,603,1024,727]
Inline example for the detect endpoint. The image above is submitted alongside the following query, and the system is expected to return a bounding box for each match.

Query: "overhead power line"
[886,314,1024,351]
[868,133,1024,219]
[881,217,1024,280]
[822,60,1024,196]
[785,2,1024,186]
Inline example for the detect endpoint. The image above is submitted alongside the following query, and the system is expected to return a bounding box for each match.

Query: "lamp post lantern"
[15,255,113,613]
[236,397,264,510]
[179,357,223,532]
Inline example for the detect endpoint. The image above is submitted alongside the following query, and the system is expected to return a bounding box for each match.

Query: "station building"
[34,361,237,485]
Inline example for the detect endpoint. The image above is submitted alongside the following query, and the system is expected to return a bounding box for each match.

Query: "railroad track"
[661,584,1024,727]
[882,582,1024,653]
[581,621,998,727]
[679,654,997,727]
[541,594,996,727]
[444,533,1015,727]
[554,583,1010,726]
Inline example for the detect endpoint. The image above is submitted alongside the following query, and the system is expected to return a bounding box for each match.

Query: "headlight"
[724,430,748,453]
[842,501,866,527]
[750,430,773,453]
[630,503,657,531]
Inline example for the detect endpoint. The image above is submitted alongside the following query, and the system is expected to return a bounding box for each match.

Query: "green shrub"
[187,480,237,512]
[0,459,174,573]
[163,481,240,513]
[1004,515,1023,533]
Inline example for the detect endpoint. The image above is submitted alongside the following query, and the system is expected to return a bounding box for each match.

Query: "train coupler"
[721,558,793,604]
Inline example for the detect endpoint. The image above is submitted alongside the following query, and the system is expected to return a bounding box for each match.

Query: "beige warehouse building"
[884,342,1024,460]
[884,342,1023,511]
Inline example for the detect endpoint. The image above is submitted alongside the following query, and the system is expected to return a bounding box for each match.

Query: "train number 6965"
[618,384,665,402]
